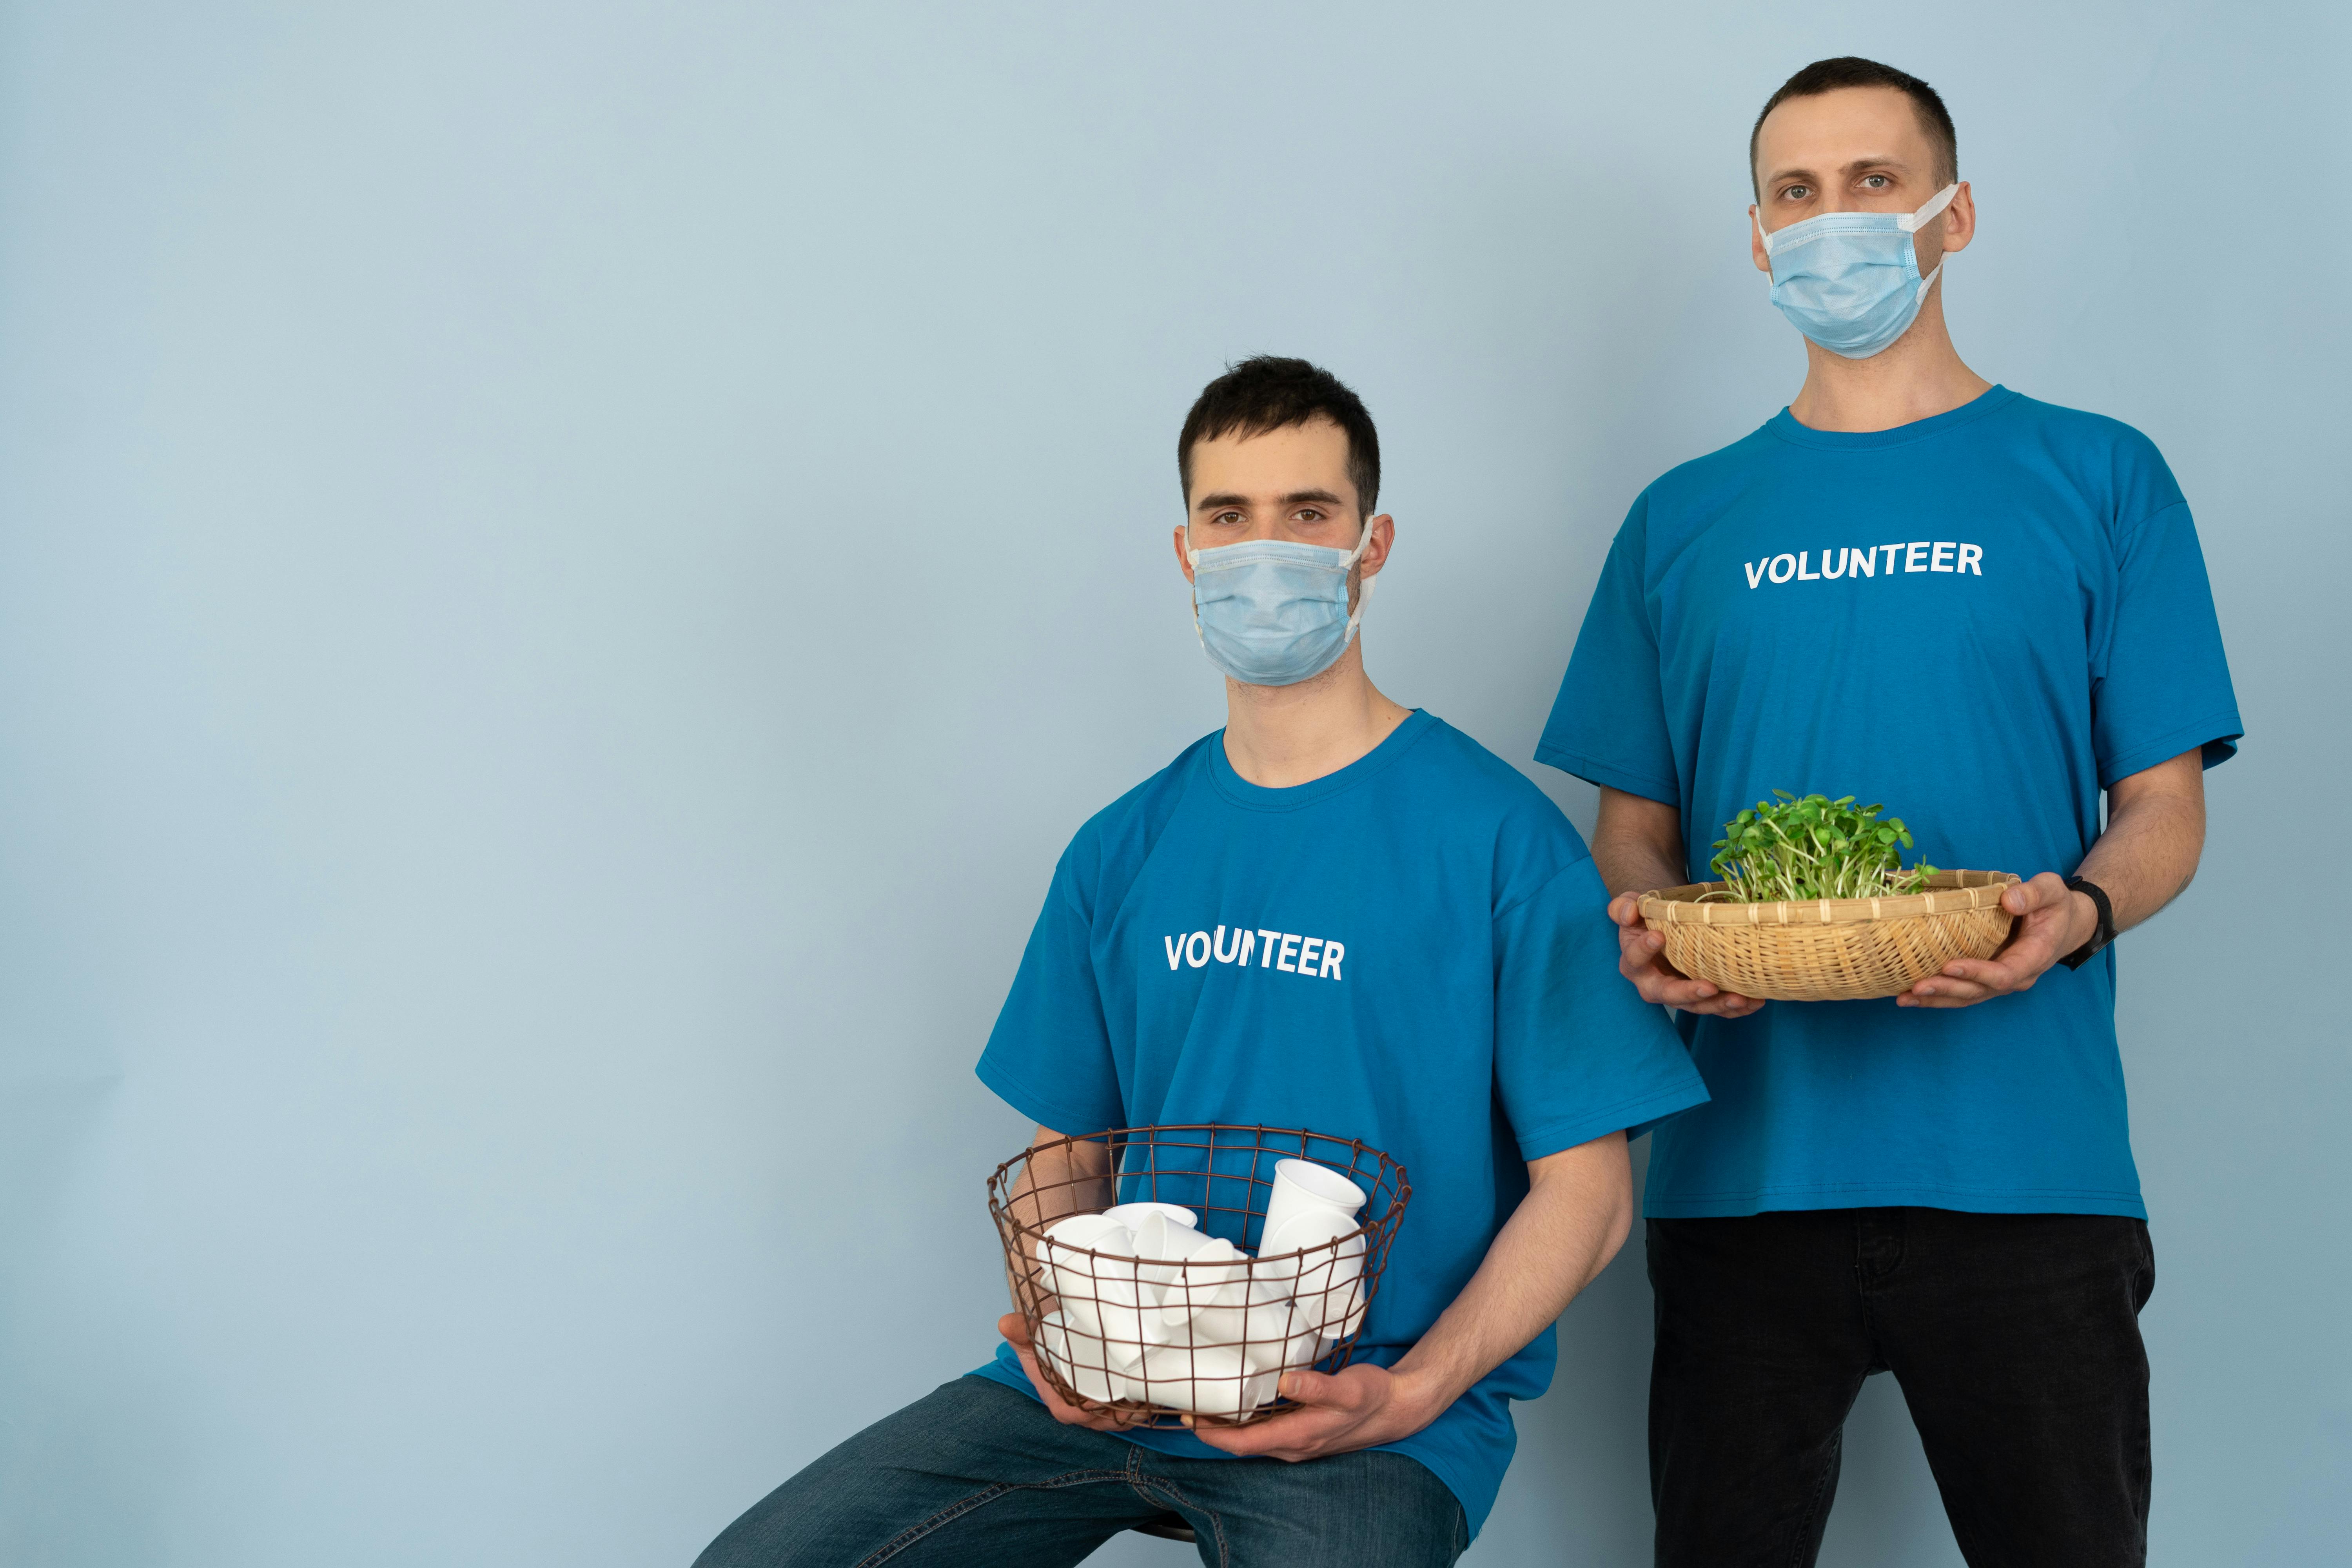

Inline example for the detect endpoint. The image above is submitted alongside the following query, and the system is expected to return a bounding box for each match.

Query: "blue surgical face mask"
[1186,522,1376,687]
[1756,183,1958,359]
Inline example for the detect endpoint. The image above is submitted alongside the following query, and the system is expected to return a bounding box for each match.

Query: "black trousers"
[1648,1208,2154,1568]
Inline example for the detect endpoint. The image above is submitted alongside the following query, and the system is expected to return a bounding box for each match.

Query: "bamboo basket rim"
[1639,869,2020,929]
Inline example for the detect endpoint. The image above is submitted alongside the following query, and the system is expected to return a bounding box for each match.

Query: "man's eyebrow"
[1192,491,1251,512]
[1762,153,1911,186]
[1279,488,1346,508]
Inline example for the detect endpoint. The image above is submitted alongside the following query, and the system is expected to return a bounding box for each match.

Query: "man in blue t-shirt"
[1539,58,2240,1568]
[692,358,1707,1567]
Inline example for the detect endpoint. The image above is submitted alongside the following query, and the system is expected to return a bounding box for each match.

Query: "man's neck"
[1784,289,1994,433]
[1221,644,1414,789]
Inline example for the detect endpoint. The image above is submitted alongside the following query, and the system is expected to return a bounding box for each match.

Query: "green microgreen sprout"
[1702,791,1938,903]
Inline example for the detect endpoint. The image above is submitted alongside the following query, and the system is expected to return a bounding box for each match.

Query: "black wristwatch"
[2060,876,2116,970]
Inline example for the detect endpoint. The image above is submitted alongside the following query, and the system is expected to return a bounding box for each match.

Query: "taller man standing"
[1538,58,2240,1568]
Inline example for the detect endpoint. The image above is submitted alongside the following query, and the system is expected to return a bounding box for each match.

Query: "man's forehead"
[1188,419,1353,488]
[1756,85,1934,170]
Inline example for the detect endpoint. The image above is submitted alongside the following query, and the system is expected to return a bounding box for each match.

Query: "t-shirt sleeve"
[974,852,1126,1136]
[1534,496,1679,805]
[1492,855,1708,1161]
[2092,498,2243,785]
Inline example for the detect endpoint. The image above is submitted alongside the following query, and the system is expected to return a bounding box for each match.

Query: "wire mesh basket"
[1639,869,2020,1001]
[988,1124,1410,1427]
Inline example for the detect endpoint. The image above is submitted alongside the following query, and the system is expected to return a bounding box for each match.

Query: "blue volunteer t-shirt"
[971,710,1707,1536]
[1538,387,2240,1220]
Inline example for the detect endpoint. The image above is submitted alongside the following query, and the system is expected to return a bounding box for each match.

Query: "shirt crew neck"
[1764,384,2018,452]
[1206,708,1436,811]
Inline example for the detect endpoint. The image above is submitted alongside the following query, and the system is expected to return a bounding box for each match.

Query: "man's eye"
[1862,174,1889,189]
[1784,185,1810,201]
[1296,510,1324,524]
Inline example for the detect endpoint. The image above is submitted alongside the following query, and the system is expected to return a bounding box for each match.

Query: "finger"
[1608,892,1643,928]
[1623,956,1719,1003]
[998,1312,1033,1348]
[1933,960,2016,993]
[2004,871,2068,915]
[1906,978,1995,1004]
[1191,1410,1333,1458]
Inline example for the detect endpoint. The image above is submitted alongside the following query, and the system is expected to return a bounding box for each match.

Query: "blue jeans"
[693,1374,1468,1568]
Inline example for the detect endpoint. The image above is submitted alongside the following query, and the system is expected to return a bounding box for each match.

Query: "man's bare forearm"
[1593,786,1690,899]
[1385,1133,1633,1419]
[2074,750,2206,933]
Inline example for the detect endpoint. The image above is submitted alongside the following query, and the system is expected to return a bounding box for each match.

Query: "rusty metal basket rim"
[986,1123,1412,1247]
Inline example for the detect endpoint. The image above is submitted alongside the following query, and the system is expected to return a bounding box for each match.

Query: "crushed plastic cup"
[1037,1311,1132,1405]
[1151,1237,1251,1329]
[1264,1209,1367,1334]
[1127,1341,1283,1418]
[1132,1209,1217,1305]
[1258,1158,1365,1258]
[1103,1201,1197,1231]
[1032,1212,1128,1298]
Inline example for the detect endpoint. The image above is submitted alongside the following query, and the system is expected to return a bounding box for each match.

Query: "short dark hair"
[1750,57,1957,196]
[1178,356,1380,515]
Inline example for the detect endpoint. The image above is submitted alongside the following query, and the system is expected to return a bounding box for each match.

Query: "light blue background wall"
[2,3,2345,1563]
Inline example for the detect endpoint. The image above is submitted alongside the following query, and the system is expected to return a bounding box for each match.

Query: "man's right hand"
[1608,891,1766,1018]
[998,1312,1145,1432]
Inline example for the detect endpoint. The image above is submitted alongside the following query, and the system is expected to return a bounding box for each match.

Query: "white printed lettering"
[1276,933,1301,972]
[1256,929,1280,968]
[1184,931,1210,968]
[1958,543,1983,575]
[1796,551,1820,581]
[1849,545,1875,578]
[1214,925,1245,963]
[1905,541,1930,572]
[1768,553,1797,583]
[1931,541,1955,572]
[1881,543,1902,573]
[1297,937,1322,973]
[1164,936,1183,971]
[1822,547,1848,580]
[1745,559,1767,590]
[1319,941,1344,980]
[1237,929,1256,965]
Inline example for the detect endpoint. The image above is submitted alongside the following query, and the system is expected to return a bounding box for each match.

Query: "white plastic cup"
[1258,1159,1366,1257]
[1129,1341,1281,1418]
[1131,1210,1216,1307]
[1267,1209,1367,1334]
[1103,1201,1197,1231]
[1183,1275,1295,1352]
[1033,1212,1129,1297]
[1037,1311,1131,1405]
[1151,1236,1251,1329]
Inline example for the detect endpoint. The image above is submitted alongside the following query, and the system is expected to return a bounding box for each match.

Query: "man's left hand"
[1900,871,2096,1009]
[1185,1364,1437,1463]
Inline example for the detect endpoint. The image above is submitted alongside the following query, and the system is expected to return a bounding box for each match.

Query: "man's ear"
[1172,524,1195,584]
[1749,205,1772,275]
[1358,514,1396,579]
[1938,181,1976,255]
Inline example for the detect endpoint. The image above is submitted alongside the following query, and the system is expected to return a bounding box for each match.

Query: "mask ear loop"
[1897,182,1961,304]
[1340,519,1377,646]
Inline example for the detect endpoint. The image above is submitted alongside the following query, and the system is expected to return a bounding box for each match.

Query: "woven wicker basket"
[1638,870,2020,1002]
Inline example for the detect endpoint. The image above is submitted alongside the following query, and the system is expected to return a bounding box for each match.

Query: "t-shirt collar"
[1205,708,1436,811]
[1764,385,2018,452]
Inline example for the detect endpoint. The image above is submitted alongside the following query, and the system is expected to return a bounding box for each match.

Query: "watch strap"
[2060,876,2116,970]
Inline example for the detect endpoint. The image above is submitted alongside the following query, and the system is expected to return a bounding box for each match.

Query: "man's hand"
[997,1312,1145,1432]
[1187,1363,1439,1463]
[1608,891,1765,1018]
[1900,872,2096,1009]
